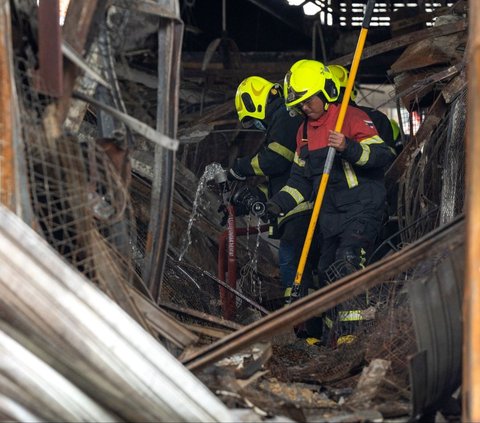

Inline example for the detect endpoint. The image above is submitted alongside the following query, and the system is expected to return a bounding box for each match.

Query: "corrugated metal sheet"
[408,244,464,419]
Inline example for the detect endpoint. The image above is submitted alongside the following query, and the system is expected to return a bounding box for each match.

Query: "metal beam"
[142,1,183,302]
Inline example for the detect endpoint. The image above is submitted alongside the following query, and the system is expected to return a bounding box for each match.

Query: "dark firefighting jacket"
[232,97,313,237]
[269,103,394,239]
[356,104,396,160]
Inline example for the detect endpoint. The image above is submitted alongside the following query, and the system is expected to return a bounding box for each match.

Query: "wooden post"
[0,1,15,210]
[464,0,480,420]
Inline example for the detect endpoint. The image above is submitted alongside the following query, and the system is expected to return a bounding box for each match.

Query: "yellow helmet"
[328,64,357,102]
[284,59,339,110]
[390,118,400,141]
[235,76,278,125]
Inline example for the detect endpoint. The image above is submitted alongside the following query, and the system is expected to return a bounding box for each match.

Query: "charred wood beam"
[332,20,467,66]
[0,1,33,223]
[181,59,301,83]
[183,215,464,371]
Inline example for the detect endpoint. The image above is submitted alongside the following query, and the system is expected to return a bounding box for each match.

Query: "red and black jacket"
[269,104,394,230]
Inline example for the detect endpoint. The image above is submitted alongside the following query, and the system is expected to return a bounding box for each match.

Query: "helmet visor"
[241,117,266,131]
[241,116,255,128]
[286,105,304,117]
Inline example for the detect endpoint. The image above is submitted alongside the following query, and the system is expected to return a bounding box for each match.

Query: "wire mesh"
[16,64,133,283]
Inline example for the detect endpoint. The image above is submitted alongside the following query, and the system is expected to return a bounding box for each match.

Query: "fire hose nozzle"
[250,201,266,217]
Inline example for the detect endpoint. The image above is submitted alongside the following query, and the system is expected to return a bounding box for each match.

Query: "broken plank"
[234,343,272,380]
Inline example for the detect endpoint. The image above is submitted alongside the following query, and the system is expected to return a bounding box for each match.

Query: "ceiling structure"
[179,0,460,84]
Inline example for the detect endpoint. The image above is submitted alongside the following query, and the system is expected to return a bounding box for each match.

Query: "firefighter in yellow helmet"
[266,59,394,346]
[229,75,318,309]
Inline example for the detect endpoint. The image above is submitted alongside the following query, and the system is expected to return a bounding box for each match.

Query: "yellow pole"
[287,0,376,302]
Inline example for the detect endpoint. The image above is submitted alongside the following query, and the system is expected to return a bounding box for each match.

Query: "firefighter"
[228,76,318,309]
[329,64,398,160]
[390,117,404,153]
[266,60,395,345]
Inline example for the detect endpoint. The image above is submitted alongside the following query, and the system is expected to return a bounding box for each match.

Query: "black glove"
[265,201,283,220]
[227,167,246,182]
